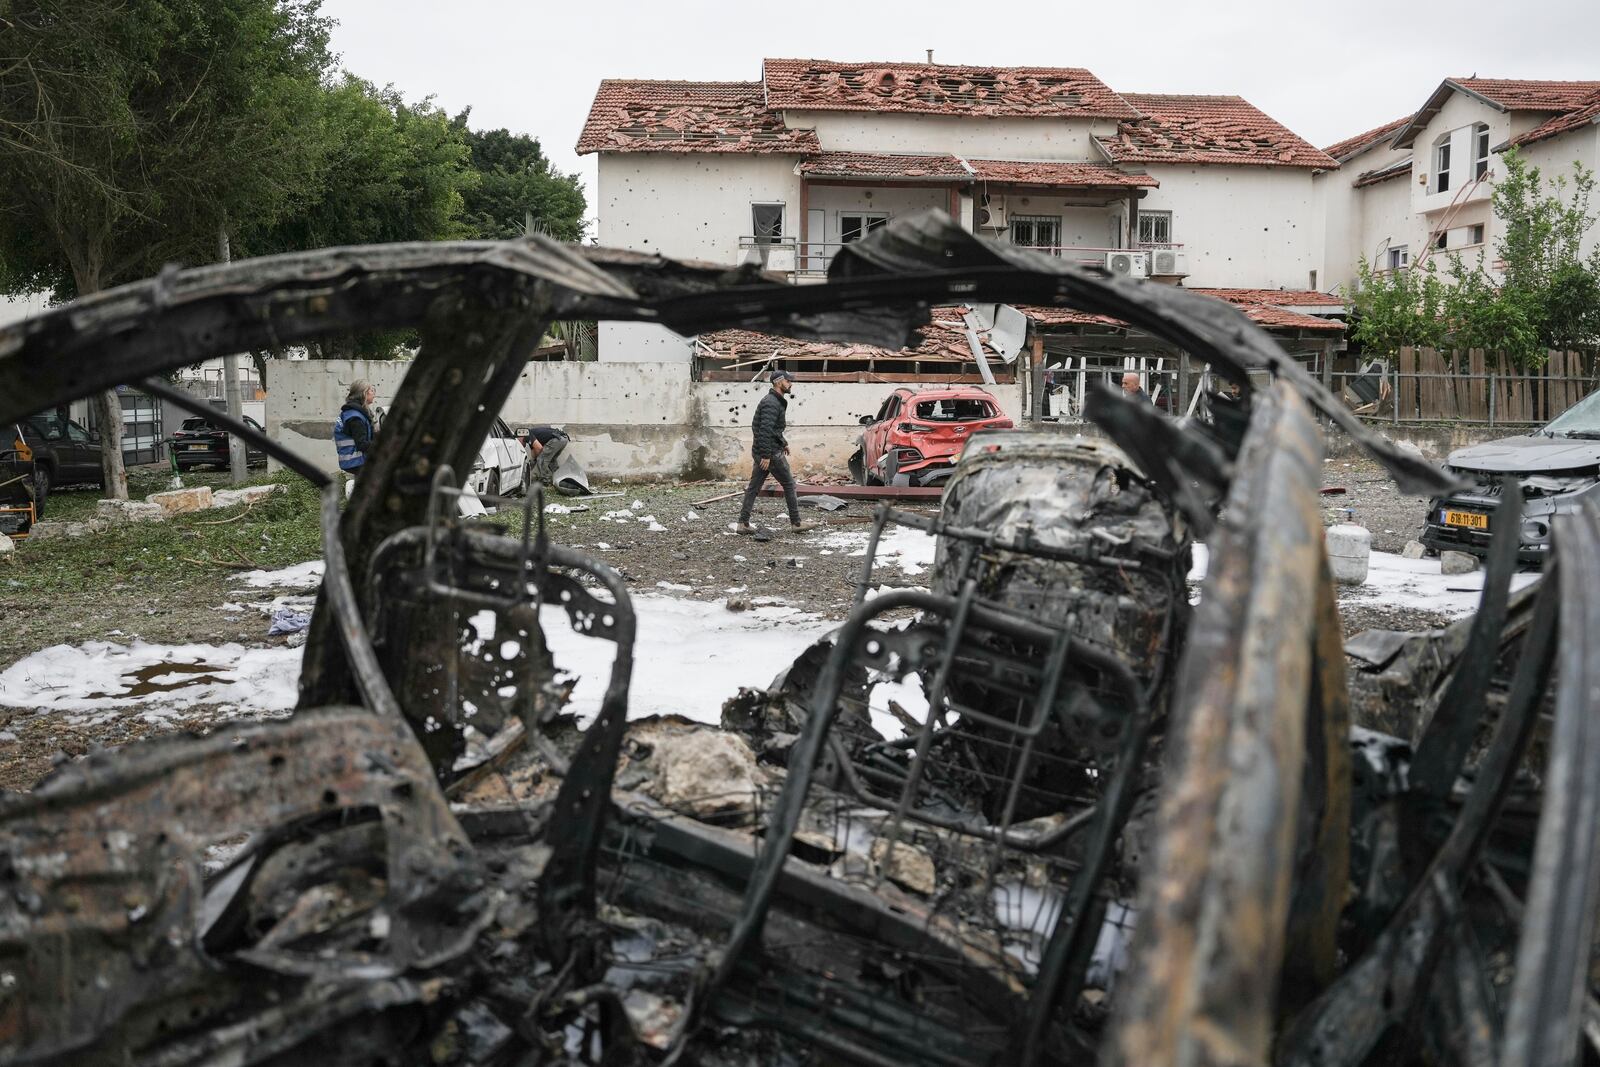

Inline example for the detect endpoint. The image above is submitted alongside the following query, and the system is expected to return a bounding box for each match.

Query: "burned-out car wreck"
[1,213,1597,1067]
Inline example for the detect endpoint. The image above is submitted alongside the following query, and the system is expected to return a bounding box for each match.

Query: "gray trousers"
[739,453,801,525]
[531,435,568,484]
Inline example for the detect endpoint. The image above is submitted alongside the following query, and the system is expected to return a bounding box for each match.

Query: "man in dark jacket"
[737,370,810,533]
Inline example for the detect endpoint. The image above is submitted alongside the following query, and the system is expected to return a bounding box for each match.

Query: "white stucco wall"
[1138,165,1319,288]
[1409,92,1503,219]
[596,153,803,262]
[1316,132,1414,293]
[266,359,1025,480]
[786,111,1116,159]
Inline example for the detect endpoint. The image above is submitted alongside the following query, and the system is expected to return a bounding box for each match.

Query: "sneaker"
[790,519,815,532]
[735,522,756,535]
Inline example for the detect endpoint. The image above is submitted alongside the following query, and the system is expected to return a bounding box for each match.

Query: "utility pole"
[218,226,248,483]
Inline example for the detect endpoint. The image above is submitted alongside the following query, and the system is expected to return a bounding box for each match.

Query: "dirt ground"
[0,459,1466,792]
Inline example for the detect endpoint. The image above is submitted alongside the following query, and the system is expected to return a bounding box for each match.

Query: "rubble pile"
[1,215,1594,1066]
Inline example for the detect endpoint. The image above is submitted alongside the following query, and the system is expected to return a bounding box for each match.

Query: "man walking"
[737,369,810,534]
[1120,372,1149,403]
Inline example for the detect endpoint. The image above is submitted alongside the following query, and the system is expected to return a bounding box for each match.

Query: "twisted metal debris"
[0,213,1592,1066]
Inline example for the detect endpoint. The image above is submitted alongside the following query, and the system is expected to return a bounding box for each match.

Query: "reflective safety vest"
[333,408,371,471]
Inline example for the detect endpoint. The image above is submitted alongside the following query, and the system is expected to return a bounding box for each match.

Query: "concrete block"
[1441,550,1479,575]
[211,484,282,509]
[97,499,166,523]
[1401,539,1427,560]
[147,486,214,515]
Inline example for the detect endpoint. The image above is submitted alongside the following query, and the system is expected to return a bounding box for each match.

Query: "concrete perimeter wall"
[266,359,1027,480]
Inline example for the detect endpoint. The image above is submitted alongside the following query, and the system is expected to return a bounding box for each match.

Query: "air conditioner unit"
[976,195,1008,230]
[1149,249,1187,276]
[1104,250,1148,278]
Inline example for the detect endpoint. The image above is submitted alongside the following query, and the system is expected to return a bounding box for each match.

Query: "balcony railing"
[739,237,1185,277]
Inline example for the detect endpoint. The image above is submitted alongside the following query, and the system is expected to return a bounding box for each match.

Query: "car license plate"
[1443,509,1488,530]
[186,444,207,451]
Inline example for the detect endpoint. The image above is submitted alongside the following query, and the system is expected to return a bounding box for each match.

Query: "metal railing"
[1329,366,1599,427]
[738,237,1184,277]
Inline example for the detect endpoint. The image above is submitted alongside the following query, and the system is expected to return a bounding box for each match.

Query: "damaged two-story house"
[1317,78,1600,295]
[578,57,1346,398]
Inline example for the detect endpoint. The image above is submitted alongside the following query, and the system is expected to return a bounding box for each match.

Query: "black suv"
[171,415,268,470]
[20,411,104,512]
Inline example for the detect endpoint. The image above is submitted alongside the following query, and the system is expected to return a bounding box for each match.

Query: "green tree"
[1344,256,1448,356]
[455,119,586,242]
[0,0,334,496]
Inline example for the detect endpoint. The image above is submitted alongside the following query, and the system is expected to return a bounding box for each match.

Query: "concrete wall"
[266,358,1026,480]
[1519,124,1600,264]
[596,153,802,262]
[1138,164,1319,288]
[787,111,1116,159]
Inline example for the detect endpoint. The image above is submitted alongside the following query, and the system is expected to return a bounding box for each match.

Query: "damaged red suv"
[849,386,1013,487]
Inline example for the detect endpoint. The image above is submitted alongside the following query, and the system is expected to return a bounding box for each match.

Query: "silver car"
[1422,390,1600,563]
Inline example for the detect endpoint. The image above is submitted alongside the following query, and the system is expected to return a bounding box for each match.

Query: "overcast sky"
[320,0,1598,230]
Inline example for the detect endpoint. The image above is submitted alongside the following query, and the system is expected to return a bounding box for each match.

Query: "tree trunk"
[70,263,128,499]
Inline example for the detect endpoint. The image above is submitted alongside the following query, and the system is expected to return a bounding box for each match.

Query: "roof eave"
[1392,78,1509,149]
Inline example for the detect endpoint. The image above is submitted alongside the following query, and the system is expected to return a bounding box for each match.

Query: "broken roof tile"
[1015,291,1345,333]
[1352,159,1412,188]
[699,307,999,364]
[797,152,971,181]
[576,80,821,155]
[1453,78,1600,112]
[967,159,1158,188]
[762,58,1139,119]
[1506,88,1600,150]
[1322,116,1412,163]
[1101,95,1337,170]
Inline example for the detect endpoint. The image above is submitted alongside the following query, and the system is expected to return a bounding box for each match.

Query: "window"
[181,417,217,431]
[751,203,785,244]
[839,212,888,243]
[1010,215,1061,254]
[1434,231,1448,250]
[1138,211,1172,245]
[1433,134,1452,193]
[65,419,90,443]
[915,398,995,421]
[1387,245,1409,270]
[1469,223,1485,245]
[24,413,65,441]
[1474,124,1491,180]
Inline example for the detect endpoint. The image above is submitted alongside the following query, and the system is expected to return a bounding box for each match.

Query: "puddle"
[88,660,233,699]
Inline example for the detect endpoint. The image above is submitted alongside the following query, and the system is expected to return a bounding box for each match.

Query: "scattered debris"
[1441,548,1480,574]
[146,485,214,515]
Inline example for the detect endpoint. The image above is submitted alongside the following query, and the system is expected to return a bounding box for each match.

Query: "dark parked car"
[19,410,104,513]
[171,415,268,471]
[1422,388,1600,564]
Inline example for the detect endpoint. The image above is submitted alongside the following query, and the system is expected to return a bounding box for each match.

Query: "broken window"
[1434,231,1448,250]
[1470,222,1485,245]
[1137,211,1172,245]
[1010,215,1061,254]
[1387,244,1409,270]
[915,397,994,421]
[751,203,785,243]
[1434,133,1452,193]
[839,212,889,243]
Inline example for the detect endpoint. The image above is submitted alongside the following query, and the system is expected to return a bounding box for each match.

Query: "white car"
[469,416,529,498]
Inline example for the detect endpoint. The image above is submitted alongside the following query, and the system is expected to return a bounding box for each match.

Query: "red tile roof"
[1507,88,1600,149]
[1101,95,1337,169]
[1454,78,1600,112]
[1017,291,1345,333]
[1190,288,1345,307]
[576,80,820,155]
[698,307,1000,364]
[967,159,1158,188]
[797,152,970,181]
[1394,78,1600,149]
[762,58,1139,118]
[1322,116,1411,162]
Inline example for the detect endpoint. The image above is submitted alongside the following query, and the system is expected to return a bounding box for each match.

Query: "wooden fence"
[1385,347,1595,424]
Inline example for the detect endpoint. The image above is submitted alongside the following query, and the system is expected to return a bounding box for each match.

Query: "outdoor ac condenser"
[1104,250,1149,278]
[1150,249,1186,276]
[976,195,1008,229]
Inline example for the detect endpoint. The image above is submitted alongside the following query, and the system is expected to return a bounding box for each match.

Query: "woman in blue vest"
[333,380,377,475]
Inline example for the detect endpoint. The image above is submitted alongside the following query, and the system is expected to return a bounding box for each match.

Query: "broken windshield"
[1541,389,1600,437]
[915,398,994,421]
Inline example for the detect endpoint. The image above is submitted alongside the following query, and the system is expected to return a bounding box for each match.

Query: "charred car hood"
[1447,434,1600,475]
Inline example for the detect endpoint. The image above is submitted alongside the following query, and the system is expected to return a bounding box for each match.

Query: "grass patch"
[5,471,323,599]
